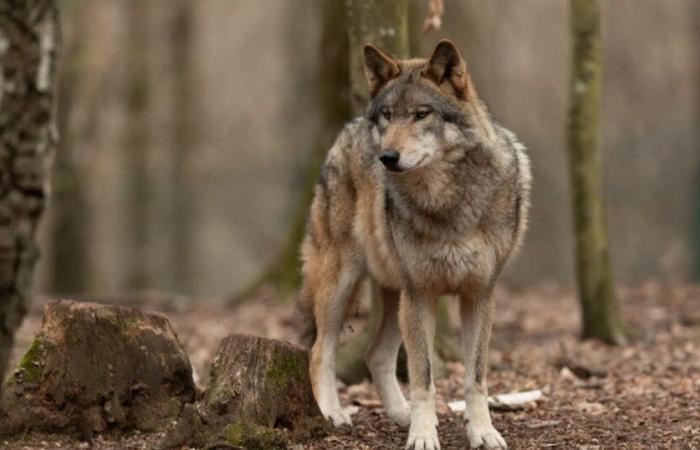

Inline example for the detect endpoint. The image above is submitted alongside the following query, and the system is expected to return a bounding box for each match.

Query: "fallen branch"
[448,389,543,413]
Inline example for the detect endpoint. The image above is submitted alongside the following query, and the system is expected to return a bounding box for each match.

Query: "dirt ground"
[3,282,700,449]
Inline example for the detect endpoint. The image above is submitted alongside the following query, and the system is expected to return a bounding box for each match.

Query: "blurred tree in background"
[567,0,626,345]
[694,164,700,281]
[0,0,59,392]
[124,0,152,291]
[31,1,700,300]
[49,0,88,294]
[243,0,353,298]
[170,0,196,294]
[694,4,700,282]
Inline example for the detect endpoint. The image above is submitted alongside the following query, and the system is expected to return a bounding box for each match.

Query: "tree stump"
[162,334,325,449]
[0,300,196,437]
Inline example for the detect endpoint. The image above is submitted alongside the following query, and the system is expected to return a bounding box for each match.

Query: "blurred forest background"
[38,0,700,300]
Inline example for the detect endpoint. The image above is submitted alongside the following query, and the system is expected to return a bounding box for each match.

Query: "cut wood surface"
[1,300,196,438]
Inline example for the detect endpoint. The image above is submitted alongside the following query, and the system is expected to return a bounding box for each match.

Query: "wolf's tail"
[296,284,316,349]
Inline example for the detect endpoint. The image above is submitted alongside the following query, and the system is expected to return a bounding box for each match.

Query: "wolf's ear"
[364,44,400,98]
[422,39,471,100]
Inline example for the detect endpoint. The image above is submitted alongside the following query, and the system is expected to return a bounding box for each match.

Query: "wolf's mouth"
[394,154,427,173]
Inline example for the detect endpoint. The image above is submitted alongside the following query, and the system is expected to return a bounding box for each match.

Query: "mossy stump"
[162,335,325,449]
[0,300,196,438]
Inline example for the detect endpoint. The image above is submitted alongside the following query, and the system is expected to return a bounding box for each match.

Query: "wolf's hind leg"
[365,287,410,427]
[460,290,507,449]
[309,260,362,427]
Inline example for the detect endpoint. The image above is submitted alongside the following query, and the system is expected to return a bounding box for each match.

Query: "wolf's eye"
[415,109,431,121]
[381,107,391,121]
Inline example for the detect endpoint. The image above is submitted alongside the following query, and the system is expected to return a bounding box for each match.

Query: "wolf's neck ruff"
[381,136,508,238]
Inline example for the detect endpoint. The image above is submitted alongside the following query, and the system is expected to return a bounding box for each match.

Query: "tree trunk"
[346,0,410,114]
[567,0,626,345]
[233,0,352,300]
[694,164,700,280]
[0,0,59,395]
[169,0,196,295]
[49,0,89,294]
[124,0,151,290]
[693,5,700,282]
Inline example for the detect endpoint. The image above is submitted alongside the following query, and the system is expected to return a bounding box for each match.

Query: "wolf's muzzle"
[380,149,401,171]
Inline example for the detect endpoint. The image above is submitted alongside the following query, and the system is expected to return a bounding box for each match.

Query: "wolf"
[297,39,531,450]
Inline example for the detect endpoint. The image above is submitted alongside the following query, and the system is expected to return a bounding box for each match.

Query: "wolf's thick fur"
[297,40,531,449]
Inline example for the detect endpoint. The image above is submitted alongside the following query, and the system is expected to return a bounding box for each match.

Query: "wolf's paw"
[406,417,440,450]
[323,408,353,427]
[405,432,440,450]
[466,422,507,449]
[386,406,411,428]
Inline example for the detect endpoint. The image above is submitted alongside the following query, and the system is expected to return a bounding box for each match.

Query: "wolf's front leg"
[399,290,440,450]
[308,265,362,427]
[460,291,506,449]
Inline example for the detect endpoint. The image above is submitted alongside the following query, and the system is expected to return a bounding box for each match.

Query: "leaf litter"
[4,282,699,449]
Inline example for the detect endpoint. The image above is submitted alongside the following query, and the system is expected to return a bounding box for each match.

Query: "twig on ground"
[447,389,544,413]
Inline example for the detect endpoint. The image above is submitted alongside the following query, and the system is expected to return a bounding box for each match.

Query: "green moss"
[113,314,143,335]
[295,416,333,440]
[224,421,288,450]
[266,348,305,390]
[206,382,239,410]
[14,336,46,384]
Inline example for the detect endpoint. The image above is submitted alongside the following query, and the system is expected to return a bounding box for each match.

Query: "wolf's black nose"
[380,150,400,170]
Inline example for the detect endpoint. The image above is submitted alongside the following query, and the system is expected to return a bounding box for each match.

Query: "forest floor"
[4,282,700,449]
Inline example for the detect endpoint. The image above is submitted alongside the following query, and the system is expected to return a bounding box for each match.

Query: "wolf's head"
[363,39,492,173]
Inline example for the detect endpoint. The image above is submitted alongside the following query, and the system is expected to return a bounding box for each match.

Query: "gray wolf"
[297,39,531,450]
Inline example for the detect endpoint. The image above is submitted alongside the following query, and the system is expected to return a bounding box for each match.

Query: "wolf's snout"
[379,149,401,171]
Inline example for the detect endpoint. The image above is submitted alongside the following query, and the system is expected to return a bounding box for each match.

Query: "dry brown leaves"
[5,282,700,449]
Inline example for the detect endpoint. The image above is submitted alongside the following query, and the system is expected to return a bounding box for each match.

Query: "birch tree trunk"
[567,0,626,344]
[0,0,59,391]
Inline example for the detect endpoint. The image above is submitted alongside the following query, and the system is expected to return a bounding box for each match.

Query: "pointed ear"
[363,44,400,98]
[422,39,470,99]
